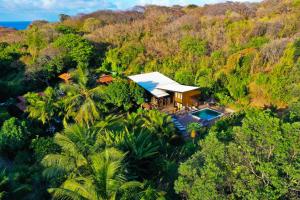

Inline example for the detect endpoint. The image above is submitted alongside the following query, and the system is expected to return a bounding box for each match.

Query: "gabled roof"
[128,72,199,98]
[97,74,113,84]
[59,73,71,82]
[157,84,199,93]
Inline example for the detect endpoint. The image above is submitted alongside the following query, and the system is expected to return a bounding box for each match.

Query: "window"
[175,92,182,99]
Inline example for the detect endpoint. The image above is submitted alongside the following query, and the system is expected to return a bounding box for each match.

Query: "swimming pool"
[191,108,223,121]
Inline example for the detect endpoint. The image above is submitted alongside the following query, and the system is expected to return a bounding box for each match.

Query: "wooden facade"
[174,89,200,108]
[150,89,200,109]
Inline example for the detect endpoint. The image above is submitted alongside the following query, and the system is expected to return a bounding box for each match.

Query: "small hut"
[142,103,152,110]
[97,74,113,84]
[59,73,71,83]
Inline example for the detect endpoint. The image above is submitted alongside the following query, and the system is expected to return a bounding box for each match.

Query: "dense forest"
[0,0,300,199]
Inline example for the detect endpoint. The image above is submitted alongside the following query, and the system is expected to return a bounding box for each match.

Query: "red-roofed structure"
[59,73,71,83]
[97,74,113,84]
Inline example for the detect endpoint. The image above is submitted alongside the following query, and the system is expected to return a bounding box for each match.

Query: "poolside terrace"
[170,104,234,136]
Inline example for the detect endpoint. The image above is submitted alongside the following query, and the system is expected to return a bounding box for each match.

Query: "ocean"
[0,21,32,30]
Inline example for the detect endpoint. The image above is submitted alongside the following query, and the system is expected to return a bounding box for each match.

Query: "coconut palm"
[25,87,61,125]
[97,128,160,179]
[0,169,9,199]
[95,114,123,132]
[42,124,98,179]
[98,128,159,161]
[142,110,175,139]
[60,66,106,126]
[122,112,143,132]
[123,129,160,179]
[48,148,141,200]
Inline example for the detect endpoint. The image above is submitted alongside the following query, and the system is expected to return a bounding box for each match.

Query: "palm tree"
[48,148,141,200]
[97,128,160,179]
[95,114,123,132]
[42,124,98,179]
[123,129,160,179]
[0,169,9,199]
[25,87,61,125]
[60,66,106,126]
[142,110,175,139]
[122,112,143,132]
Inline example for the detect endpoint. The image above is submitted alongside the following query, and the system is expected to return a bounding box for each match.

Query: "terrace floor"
[171,105,234,136]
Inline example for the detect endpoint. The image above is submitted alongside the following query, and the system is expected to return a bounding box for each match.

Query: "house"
[128,72,200,110]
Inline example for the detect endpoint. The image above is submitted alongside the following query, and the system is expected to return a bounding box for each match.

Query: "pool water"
[191,108,222,121]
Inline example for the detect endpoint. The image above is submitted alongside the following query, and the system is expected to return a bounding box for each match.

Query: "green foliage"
[129,82,145,105]
[27,54,65,84]
[31,136,59,162]
[180,36,207,57]
[0,43,23,77]
[142,110,176,139]
[0,118,28,153]
[42,124,143,199]
[25,87,61,125]
[1,2,300,199]
[175,69,194,85]
[53,34,94,66]
[287,101,300,121]
[246,36,269,49]
[55,25,79,34]
[262,40,300,105]
[49,148,142,200]
[82,18,104,33]
[103,79,132,110]
[195,68,214,91]
[175,110,300,199]
[0,43,26,98]
[26,26,47,61]
[0,108,10,124]
[0,170,9,200]
[101,42,145,74]
[60,67,106,125]
[103,79,144,110]
[187,122,202,134]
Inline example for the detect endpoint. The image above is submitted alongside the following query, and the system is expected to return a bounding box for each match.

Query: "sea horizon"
[0,21,32,30]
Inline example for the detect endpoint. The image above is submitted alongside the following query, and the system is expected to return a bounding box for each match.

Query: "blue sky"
[0,0,261,21]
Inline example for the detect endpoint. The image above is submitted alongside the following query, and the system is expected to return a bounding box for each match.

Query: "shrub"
[0,118,28,154]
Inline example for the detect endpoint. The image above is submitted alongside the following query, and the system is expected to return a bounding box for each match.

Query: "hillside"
[0,0,300,199]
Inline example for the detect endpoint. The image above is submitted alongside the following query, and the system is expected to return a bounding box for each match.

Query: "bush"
[31,136,59,162]
[0,118,28,154]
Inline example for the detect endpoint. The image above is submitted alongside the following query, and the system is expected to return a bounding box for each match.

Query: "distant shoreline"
[0,21,32,30]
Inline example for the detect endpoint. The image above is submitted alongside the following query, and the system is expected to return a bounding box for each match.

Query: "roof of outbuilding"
[128,72,199,98]
[58,73,71,81]
[97,74,113,84]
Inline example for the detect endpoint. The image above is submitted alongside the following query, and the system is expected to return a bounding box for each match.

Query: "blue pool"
[191,108,222,121]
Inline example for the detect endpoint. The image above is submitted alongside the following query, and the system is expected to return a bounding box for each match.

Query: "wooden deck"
[170,104,235,136]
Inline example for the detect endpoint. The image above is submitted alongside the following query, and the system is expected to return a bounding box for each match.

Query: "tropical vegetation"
[0,0,300,199]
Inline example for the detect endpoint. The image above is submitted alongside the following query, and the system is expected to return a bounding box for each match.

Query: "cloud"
[0,0,261,21]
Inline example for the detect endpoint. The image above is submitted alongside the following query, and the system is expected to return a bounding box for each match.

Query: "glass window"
[175,92,182,99]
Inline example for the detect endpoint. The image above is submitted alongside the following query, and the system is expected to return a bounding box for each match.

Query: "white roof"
[157,84,198,93]
[128,72,199,98]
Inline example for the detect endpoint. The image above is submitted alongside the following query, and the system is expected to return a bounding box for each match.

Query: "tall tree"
[60,67,106,125]
[25,87,61,125]
[175,110,300,199]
